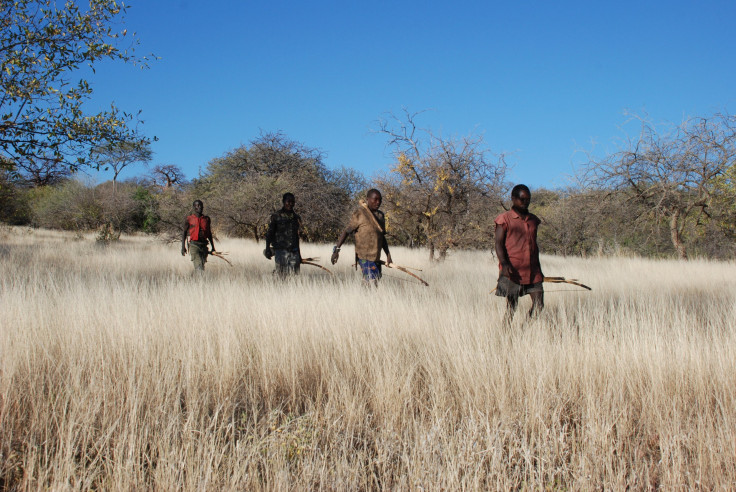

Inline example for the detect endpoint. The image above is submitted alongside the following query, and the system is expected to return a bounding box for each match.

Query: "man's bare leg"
[504,296,518,329]
[529,291,544,318]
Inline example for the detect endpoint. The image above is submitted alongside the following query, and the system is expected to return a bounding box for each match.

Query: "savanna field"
[1,227,735,490]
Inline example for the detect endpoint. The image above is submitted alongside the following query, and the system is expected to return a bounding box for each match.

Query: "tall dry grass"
[1,226,735,490]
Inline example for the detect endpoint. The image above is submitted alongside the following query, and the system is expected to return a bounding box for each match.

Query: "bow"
[378,260,429,286]
[542,276,591,290]
[490,275,591,294]
[301,257,335,276]
[209,251,233,266]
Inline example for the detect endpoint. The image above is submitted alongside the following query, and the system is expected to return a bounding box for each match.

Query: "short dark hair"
[511,184,530,199]
[366,188,381,199]
[193,199,203,207]
[282,192,295,203]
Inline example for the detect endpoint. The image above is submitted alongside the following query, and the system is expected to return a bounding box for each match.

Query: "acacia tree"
[148,164,185,190]
[376,110,508,260]
[585,113,736,259]
[92,139,152,193]
[1,0,152,170]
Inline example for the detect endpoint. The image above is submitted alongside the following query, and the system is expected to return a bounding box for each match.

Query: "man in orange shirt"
[181,199,216,273]
[494,184,544,325]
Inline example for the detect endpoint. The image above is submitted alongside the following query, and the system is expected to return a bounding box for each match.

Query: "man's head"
[366,189,382,211]
[192,200,204,215]
[511,184,531,213]
[282,192,295,212]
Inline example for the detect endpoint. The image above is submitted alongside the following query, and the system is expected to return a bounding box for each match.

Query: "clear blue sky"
[88,0,736,189]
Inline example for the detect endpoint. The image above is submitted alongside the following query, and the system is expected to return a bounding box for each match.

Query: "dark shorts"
[274,249,300,275]
[495,276,543,298]
[358,259,382,281]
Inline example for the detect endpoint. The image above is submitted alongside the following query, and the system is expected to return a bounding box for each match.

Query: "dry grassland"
[1,226,735,490]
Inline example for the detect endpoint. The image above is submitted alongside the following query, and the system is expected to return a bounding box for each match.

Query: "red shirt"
[187,214,211,242]
[494,209,543,284]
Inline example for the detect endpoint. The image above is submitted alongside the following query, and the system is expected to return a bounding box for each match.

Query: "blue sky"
[88,0,736,189]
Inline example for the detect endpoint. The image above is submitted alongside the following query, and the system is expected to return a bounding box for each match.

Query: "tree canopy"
[584,113,736,259]
[1,0,152,171]
[194,132,363,242]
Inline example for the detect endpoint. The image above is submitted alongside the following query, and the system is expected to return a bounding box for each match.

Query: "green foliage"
[0,164,32,224]
[92,179,150,233]
[0,0,152,170]
[150,186,193,240]
[29,179,102,230]
[131,185,159,233]
[708,162,736,239]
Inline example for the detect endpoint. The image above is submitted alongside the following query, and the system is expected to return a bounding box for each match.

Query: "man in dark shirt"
[264,193,302,277]
[494,184,544,325]
[181,199,216,273]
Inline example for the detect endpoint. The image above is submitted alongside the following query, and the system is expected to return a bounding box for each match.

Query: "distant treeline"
[2,112,735,261]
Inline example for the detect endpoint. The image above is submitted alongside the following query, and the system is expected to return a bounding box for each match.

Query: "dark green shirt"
[265,209,301,251]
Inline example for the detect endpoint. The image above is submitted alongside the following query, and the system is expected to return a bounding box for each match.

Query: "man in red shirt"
[181,199,216,273]
[494,184,544,325]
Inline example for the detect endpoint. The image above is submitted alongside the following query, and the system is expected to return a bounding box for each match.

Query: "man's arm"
[296,215,303,256]
[264,214,276,258]
[332,210,361,264]
[494,224,515,278]
[181,220,189,256]
[206,225,215,253]
[382,234,392,265]
[330,229,350,264]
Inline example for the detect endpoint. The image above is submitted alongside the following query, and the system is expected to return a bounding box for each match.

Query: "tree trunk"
[438,246,448,261]
[252,225,259,242]
[670,210,688,260]
[428,242,435,262]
